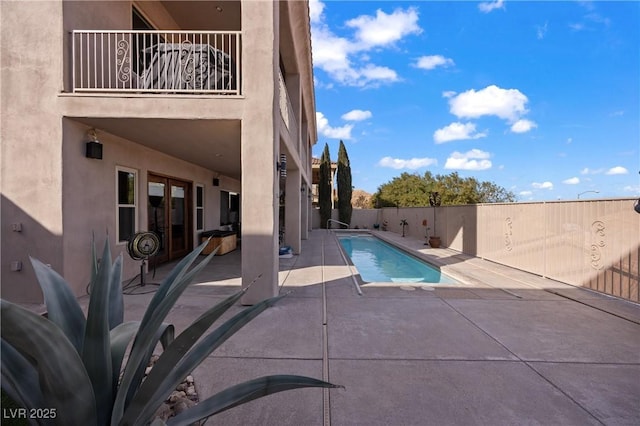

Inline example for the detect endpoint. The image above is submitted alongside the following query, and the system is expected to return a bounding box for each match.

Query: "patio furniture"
[139,42,235,91]
[200,230,237,255]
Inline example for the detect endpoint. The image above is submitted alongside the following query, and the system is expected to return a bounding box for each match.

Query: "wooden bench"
[200,230,237,255]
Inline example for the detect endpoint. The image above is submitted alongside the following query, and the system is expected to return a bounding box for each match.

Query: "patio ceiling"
[74,117,242,180]
[161,1,241,31]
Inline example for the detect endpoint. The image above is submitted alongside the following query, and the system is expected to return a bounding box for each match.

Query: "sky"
[309,0,640,201]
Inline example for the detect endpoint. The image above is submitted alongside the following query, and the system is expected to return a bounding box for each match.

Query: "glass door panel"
[170,183,188,257]
[148,180,167,263]
[148,174,192,263]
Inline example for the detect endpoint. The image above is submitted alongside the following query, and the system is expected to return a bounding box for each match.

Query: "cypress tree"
[319,143,332,229]
[337,140,352,227]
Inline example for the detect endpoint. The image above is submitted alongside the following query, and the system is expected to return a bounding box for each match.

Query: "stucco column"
[240,0,280,304]
[284,168,302,253]
[1,1,64,303]
[301,183,310,240]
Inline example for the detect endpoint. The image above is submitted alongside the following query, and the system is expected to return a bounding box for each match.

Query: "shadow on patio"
[117,230,639,425]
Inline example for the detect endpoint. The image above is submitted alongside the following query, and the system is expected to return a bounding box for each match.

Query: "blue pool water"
[338,235,459,285]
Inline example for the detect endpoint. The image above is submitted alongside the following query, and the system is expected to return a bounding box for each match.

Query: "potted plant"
[428,192,442,248]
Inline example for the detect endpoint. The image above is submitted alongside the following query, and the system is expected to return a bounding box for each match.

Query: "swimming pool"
[338,234,459,285]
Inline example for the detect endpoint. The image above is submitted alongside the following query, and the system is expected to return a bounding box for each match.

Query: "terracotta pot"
[429,236,441,248]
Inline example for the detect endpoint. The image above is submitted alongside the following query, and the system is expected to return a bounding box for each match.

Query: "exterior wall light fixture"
[277,154,287,178]
[85,128,103,159]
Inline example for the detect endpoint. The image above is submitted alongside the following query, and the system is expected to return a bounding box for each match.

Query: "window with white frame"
[195,184,204,232]
[116,167,137,243]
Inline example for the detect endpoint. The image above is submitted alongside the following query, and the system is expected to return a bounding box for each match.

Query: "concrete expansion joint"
[524,361,607,425]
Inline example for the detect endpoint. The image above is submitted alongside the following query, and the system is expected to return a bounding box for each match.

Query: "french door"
[148,174,192,264]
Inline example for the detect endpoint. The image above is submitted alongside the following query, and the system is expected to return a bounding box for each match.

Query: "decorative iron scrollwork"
[116,39,131,83]
[590,220,605,270]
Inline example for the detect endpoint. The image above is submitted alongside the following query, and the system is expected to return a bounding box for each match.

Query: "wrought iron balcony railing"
[72,30,241,95]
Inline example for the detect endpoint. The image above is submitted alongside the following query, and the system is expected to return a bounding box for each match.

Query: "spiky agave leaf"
[111,241,218,425]
[0,338,44,411]
[167,375,343,426]
[0,300,97,424]
[30,257,86,353]
[123,323,176,418]
[109,322,141,397]
[120,287,248,425]
[83,240,116,425]
[108,253,124,330]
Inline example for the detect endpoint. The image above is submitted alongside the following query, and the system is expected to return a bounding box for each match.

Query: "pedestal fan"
[126,231,160,287]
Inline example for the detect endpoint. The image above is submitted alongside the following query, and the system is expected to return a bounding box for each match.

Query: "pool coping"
[332,229,483,289]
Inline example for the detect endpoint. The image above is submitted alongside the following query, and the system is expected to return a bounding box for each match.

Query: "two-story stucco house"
[1,0,316,305]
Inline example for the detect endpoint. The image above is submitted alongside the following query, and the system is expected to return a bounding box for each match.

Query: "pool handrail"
[326,219,350,231]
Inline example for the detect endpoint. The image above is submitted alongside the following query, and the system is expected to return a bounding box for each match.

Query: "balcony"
[278,69,298,140]
[72,30,241,95]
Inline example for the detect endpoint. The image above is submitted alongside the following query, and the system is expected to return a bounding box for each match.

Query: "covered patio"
[114,229,639,425]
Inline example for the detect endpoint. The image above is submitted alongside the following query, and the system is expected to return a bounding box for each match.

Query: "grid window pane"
[197,209,204,230]
[118,171,135,204]
[196,186,203,206]
[118,207,135,242]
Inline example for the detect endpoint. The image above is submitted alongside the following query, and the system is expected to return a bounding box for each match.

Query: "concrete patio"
[121,230,639,425]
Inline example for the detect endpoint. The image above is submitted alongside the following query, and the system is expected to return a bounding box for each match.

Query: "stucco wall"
[61,119,240,298]
[2,0,316,306]
[1,1,65,302]
[315,201,639,302]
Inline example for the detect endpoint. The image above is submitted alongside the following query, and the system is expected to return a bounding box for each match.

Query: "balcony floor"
[89,230,640,425]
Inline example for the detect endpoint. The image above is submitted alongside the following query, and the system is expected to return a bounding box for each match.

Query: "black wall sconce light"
[213,178,220,186]
[85,129,103,160]
[277,154,287,178]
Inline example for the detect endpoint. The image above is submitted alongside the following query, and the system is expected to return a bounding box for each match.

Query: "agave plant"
[1,238,340,425]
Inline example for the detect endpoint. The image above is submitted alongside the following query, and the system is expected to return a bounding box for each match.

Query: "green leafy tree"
[337,141,353,227]
[372,172,433,207]
[319,144,332,229]
[373,171,515,207]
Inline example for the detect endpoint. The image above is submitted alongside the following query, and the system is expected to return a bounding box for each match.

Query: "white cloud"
[378,156,437,170]
[581,167,605,175]
[609,110,624,117]
[316,112,353,140]
[569,23,585,31]
[311,3,421,87]
[444,149,492,171]
[563,177,580,185]
[342,109,372,121]
[623,185,640,194]
[415,55,455,70]
[532,181,554,190]
[536,21,548,40]
[606,166,628,175]
[359,64,399,84]
[309,0,324,24]
[510,119,537,133]
[311,25,356,80]
[448,85,529,122]
[519,190,533,197]
[478,0,505,14]
[346,7,422,50]
[433,122,487,144]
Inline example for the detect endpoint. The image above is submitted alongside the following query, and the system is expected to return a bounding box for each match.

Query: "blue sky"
[309,0,639,201]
